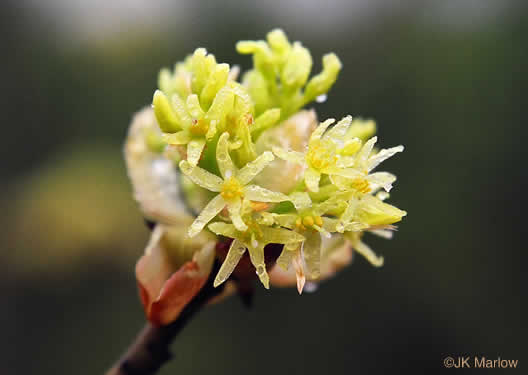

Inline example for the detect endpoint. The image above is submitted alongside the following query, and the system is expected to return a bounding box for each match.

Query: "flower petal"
[243,185,289,202]
[313,192,351,216]
[205,85,235,128]
[369,228,394,239]
[272,147,305,165]
[304,167,321,192]
[261,226,305,244]
[208,222,238,238]
[163,130,191,145]
[179,160,223,192]
[356,136,377,166]
[367,172,397,192]
[189,194,226,237]
[303,231,321,280]
[356,195,407,226]
[186,94,205,119]
[216,132,237,179]
[310,118,335,141]
[214,239,246,287]
[276,242,299,270]
[289,192,312,210]
[325,115,352,141]
[352,239,384,267]
[247,243,269,289]
[171,93,192,128]
[367,145,404,172]
[324,166,362,179]
[337,198,359,232]
[187,139,206,166]
[236,151,275,185]
[270,213,298,229]
[227,197,248,232]
[152,90,182,133]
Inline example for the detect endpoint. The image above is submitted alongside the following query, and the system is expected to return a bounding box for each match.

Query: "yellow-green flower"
[179,132,290,237]
[125,29,408,298]
[152,80,240,166]
[237,29,342,119]
[332,191,407,266]
[208,213,305,289]
[328,135,404,194]
[259,192,344,293]
[152,48,241,166]
[272,116,357,192]
[273,116,404,194]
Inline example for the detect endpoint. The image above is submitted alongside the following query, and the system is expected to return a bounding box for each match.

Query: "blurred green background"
[1,0,526,374]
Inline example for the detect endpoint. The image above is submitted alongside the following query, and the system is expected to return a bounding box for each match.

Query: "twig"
[106,262,225,375]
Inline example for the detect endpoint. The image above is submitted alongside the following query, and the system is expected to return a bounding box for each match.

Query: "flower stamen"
[220,177,244,200]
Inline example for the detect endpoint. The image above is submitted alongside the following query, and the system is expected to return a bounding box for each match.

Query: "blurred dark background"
[1,0,526,374]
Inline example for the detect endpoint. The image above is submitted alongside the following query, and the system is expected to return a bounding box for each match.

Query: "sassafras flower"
[333,192,407,267]
[152,48,239,166]
[273,116,364,192]
[237,29,342,120]
[268,234,352,290]
[124,29,408,307]
[208,212,305,289]
[179,132,290,237]
[328,135,404,194]
[260,191,351,293]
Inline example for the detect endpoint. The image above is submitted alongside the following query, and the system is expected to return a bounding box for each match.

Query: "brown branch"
[106,263,225,375]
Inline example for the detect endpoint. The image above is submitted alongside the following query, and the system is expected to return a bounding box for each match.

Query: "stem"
[106,263,225,375]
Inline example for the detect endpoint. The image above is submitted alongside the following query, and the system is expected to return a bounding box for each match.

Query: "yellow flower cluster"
[146,29,406,292]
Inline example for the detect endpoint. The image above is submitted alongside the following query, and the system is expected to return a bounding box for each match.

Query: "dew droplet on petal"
[316,94,327,103]
[256,265,265,276]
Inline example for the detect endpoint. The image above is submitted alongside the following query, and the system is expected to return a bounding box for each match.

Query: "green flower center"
[189,118,209,136]
[306,140,337,171]
[220,176,244,200]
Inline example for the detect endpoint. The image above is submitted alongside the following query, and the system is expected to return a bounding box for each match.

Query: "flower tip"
[296,274,306,294]
[258,275,270,289]
[322,118,336,126]
[213,277,224,288]
[256,266,270,289]
[373,256,384,268]
[187,227,199,238]
[179,160,192,173]
[193,47,207,56]
[268,28,286,38]
[323,52,342,69]
[236,41,256,54]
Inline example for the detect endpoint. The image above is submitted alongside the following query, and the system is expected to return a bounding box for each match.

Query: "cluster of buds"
[125,29,406,324]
